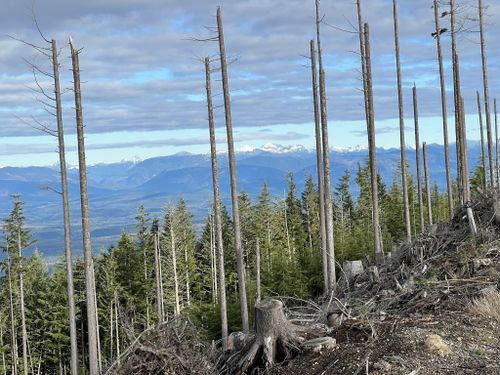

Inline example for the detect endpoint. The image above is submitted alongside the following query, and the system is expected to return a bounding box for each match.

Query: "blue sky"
[0,0,498,167]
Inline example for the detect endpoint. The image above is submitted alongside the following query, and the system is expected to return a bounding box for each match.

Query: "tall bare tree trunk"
[109,302,113,360]
[169,212,181,316]
[17,233,28,375]
[315,0,336,290]
[459,95,470,202]
[450,0,464,202]
[478,0,495,188]
[69,37,99,375]
[204,56,229,349]
[423,143,433,225]
[477,91,488,190]
[392,0,411,241]
[183,245,191,307]
[7,255,17,375]
[433,0,454,218]
[51,39,78,375]
[153,234,163,321]
[309,40,328,292]
[91,267,102,374]
[412,84,425,232]
[495,98,499,183]
[363,23,384,267]
[216,7,249,332]
[256,238,261,304]
[1,322,6,375]
[157,233,165,317]
[114,291,120,364]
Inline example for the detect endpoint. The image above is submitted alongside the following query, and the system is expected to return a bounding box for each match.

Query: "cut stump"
[222,299,302,374]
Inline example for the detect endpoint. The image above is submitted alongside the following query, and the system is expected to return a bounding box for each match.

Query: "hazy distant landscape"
[0,141,479,258]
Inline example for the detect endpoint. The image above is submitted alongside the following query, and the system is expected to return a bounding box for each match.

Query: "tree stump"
[222,299,302,374]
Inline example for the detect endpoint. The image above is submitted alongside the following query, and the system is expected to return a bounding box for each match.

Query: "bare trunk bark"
[1,323,6,375]
[69,37,99,375]
[92,266,102,374]
[477,91,488,190]
[154,234,163,321]
[216,7,249,332]
[183,245,191,307]
[205,57,228,349]
[363,23,384,267]
[157,233,165,319]
[18,233,28,375]
[413,85,425,232]
[51,39,78,375]
[256,238,261,304]
[495,98,499,183]
[423,143,433,225]
[460,95,470,202]
[392,0,412,241]
[433,0,454,218]
[478,0,495,188]
[169,213,181,316]
[315,0,336,290]
[109,301,113,360]
[7,255,17,375]
[309,40,328,292]
[450,0,464,202]
[114,291,120,364]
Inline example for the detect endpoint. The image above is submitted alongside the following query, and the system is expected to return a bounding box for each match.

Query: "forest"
[1,0,499,374]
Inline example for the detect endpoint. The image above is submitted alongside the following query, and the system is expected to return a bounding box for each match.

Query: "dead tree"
[256,238,261,304]
[478,0,495,188]
[69,36,99,375]
[168,209,181,316]
[223,299,302,374]
[433,0,454,218]
[315,0,336,290]
[392,0,412,241]
[423,143,433,225]
[450,0,464,202]
[153,233,164,321]
[477,91,488,190]
[309,40,328,292]
[460,97,471,203]
[413,84,425,232]
[363,23,384,267]
[17,233,28,375]
[456,55,470,202]
[51,39,79,375]
[495,98,499,183]
[216,6,249,333]
[7,254,17,375]
[205,56,228,350]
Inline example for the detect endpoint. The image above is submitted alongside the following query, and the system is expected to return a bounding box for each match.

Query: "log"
[222,299,302,374]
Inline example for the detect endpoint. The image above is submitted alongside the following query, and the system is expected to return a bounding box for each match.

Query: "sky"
[0,0,499,167]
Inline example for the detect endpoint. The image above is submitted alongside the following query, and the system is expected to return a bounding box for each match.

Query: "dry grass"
[469,289,500,321]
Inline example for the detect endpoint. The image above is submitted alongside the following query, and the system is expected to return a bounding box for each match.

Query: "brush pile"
[106,317,214,375]
[331,190,500,328]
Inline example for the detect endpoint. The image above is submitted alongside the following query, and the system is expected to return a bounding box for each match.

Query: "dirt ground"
[271,309,500,375]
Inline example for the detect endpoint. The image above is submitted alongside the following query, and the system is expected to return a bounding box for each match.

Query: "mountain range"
[0,142,481,260]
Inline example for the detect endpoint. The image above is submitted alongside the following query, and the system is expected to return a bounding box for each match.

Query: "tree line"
[0,163,453,373]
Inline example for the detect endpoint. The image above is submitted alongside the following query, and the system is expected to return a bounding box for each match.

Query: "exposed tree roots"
[221,299,303,374]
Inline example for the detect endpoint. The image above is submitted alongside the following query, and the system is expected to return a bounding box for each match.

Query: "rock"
[303,337,336,353]
[343,260,364,280]
[423,334,452,357]
[227,332,247,351]
[326,312,343,328]
[473,258,493,271]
